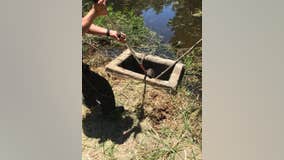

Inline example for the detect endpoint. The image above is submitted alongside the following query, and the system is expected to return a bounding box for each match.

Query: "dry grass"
[82,50,201,160]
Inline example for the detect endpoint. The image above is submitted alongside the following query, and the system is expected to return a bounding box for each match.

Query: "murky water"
[142,4,175,43]
[109,0,202,48]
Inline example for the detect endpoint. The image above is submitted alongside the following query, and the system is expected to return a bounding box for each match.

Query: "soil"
[82,53,201,160]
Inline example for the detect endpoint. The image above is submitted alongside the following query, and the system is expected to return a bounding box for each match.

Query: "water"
[142,4,175,43]
[109,0,202,48]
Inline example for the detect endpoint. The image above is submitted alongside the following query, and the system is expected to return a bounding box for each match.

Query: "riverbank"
[82,2,202,159]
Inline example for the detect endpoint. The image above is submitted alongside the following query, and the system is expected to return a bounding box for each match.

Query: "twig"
[155,39,202,79]
[141,75,147,105]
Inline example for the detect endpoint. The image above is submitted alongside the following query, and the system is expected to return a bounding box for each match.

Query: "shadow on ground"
[82,106,144,144]
[82,63,147,144]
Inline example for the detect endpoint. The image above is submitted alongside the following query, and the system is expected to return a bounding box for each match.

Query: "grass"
[82,4,202,160]
[82,59,202,159]
[82,4,175,58]
[104,143,117,160]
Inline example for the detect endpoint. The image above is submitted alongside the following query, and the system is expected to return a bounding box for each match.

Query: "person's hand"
[110,30,127,43]
[96,0,107,5]
[93,0,107,16]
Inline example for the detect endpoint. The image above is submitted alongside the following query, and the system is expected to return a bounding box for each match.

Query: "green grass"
[83,5,162,54]
[104,143,117,160]
[82,3,202,160]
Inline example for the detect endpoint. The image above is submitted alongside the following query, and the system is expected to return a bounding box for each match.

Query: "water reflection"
[142,4,175,43]
[109,0,202,48]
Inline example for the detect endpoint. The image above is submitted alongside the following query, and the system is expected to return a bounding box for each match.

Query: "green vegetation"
[83,4,167,56]
[82,1,202,159]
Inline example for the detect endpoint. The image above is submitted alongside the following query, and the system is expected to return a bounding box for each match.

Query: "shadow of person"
[82,107,142,144]
[82,63,142,144]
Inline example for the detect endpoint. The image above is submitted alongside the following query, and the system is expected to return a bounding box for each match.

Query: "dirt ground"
[82,52,202,160]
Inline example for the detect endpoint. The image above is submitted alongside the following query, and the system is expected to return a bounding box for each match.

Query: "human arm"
[87,24,126,43]
[82,1,108,34]
[82,7,97,34]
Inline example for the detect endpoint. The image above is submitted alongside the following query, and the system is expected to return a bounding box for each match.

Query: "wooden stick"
[105,16,146,71]
[155,39,202,79]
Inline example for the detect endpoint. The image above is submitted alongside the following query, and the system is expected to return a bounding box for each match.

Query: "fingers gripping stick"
[93,0,107,5]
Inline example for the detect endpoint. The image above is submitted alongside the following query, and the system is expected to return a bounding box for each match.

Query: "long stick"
[155,39,202,79]
[105,16,147,73]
